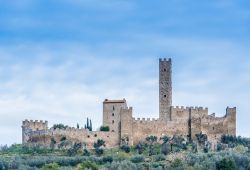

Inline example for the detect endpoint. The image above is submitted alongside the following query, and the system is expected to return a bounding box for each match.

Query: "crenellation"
[22,58,236,149]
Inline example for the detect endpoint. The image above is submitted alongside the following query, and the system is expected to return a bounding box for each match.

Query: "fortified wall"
[22,120,120,148]
[120,106,236,146]
[22,58,236,148]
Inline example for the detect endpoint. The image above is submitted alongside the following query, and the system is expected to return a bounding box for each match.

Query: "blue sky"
[0,0,250,145]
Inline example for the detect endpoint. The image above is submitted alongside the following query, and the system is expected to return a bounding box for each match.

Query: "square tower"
[159,58,172,120]
[103,99,127,133]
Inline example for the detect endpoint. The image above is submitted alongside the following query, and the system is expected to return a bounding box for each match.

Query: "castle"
[22,58,236,149]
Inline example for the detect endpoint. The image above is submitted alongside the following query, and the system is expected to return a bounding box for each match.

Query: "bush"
[94,139,105,156]
[77,161,98,170]
[216,158,236,170]
[130,155,144,163]
[171,159,184,169]
[120,144,130,153]
[0,159,8,170]
[154,154,165,162]
[67,142,82,156]
[102,155,113,163]
[106,160,139,170]
[100,126,110,131]
[161,143,170,155]
[83,148,91,156]
[52,124,69,130]
[41,163,60,170]
[135,143,145,154]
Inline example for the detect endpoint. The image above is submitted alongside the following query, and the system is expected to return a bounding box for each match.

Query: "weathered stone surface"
[22,58,236,149]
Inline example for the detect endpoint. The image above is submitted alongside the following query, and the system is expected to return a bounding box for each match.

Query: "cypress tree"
[90,119,92,131]
[87,117,89,129]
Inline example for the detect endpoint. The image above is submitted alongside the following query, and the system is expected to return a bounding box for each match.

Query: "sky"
[0,0,250,145]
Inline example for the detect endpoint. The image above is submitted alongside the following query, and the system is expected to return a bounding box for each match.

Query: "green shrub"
[83,148,91,156]
[120,144,130,153]
[100,126,110,131]
[171,159,184,169]
[77,161,98,170]
[0,159,8,170]
[106,160,139,170]
[67,142,82,156]
[52,124,69,130]
[102,155,113,163]
[94,139,105,156]
[161,143,170,155]
[154,154,165,162]
[41,163,60,170]
[216,158,236,170]
[130,155,144,163]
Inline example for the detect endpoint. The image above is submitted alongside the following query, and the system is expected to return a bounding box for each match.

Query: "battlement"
[22,119,48,127]
[159,58,171,62]
[172,106,208,112]
[133,117,159,123]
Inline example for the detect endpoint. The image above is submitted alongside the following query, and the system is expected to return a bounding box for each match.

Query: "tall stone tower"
[159,58,172,120]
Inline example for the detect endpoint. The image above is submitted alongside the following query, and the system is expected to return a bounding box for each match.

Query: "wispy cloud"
[0,0,250,145]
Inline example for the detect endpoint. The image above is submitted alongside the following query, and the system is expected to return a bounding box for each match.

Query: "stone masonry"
[22,58,236,149]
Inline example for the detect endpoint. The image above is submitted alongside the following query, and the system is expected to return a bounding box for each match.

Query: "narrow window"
[164,68,166,72]
[113,105,115,111]
[213,127,214,130]
[112,113,114,116]
[112,120,114,124]
[164,95,166,98]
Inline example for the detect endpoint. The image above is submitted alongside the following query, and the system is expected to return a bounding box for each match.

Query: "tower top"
[159,58,171,62]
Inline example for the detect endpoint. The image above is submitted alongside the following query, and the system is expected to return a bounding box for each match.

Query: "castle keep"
[22,58,236,148]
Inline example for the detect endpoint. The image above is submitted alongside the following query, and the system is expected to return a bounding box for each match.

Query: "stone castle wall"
[119,106,236,145]
[23,120,120,148]
[22,58,236,149]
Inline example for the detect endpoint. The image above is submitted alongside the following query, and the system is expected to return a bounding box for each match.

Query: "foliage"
[67,142,83,156]
[93,139,105,156]
[170,159,184,169]
[221,135,250,148]
[154,154,166,162]
[160,136,170,144]
[52,123,69,130]
[77,161,98,170]
[195,132,208,146]
[83,148,91,156]
[216,158,237,170]
[102,155,113,163]
[135,142,145,154]
[106,160,141,170]
[130,155,145,163]
[85,117,93,131]
[41,163,60,170]
[100,126,110,132]
[120,144,130,153]
[161,142,170,155]
[146,136,158,156]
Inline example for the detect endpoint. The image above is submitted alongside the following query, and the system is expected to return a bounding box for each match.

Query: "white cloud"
[0,37,250,145]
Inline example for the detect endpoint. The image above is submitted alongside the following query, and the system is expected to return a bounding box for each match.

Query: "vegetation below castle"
[1,135,250,170]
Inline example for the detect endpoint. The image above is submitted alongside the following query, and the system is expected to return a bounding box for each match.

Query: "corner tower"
[159,58,172,120]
